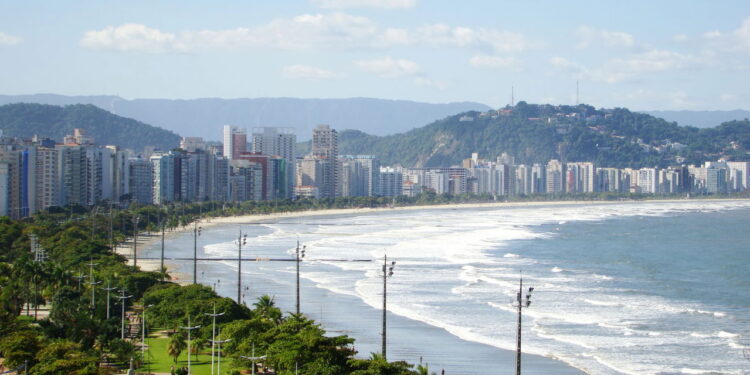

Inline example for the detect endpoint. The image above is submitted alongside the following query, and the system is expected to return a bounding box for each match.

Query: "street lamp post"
[117,289,133,340]
[240,344,267,375]
[102,281,117,320]
[74,273,86,291]
[132,215,140,268]
[160,214,166,280]
[141,304,154,373]
[209,333,231,375]
[87,258,101,316]
[237,230,247,304]
[513,277,534,375]
[295,240,306,315]
[381,254,395,360]
[180,316,201,375]
[193,221,202,284]
[204,303,225,375]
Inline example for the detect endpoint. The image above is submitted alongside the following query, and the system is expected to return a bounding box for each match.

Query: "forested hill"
[303,102,750,168]
[0,103,180,151]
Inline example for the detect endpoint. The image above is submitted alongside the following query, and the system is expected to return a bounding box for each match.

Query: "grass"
[137,336,238,375]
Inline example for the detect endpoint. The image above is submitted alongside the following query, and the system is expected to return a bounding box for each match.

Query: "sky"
[1,0,749,110]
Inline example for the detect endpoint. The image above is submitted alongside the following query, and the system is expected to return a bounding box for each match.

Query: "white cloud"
[672,34,688,42]
[588,49,696,83]
[282,64,342,80]
[312,0,417,9]
[413,77,446,89]
[413,24,533,52]
[549,50,707,84]
[720,93,738,102]
[354,57,419,77]
[734,17,750,50]
[0,32,22,46]
[80,16,533,54]
[702,30,723,39]
[469,55,522,71]
[575,26,634,49]
[80,24,177,53]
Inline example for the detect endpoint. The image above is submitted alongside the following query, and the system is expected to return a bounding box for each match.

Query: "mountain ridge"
[0,94,492,141]
[0,103,181,151]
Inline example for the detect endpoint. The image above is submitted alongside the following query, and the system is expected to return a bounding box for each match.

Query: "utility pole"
[295,240,306,315]
[193,221,202,284]
[102,281,117,320]
[117,289,133,340]
[204,303,225,375]
[237,230,247,304]
[240,344,267,375]
[209,332,231,375]
[132,215,140,268]
[160,218,166,279]
[514,276,534,375]
[382,254,395,360]
[141,304,153,372]
[180,316,201,375]
[87,258,101,315]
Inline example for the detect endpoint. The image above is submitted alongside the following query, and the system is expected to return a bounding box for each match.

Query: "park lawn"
[137,337,239,375]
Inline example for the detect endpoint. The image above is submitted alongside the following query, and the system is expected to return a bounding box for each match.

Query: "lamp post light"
[141,304,154,373]
[204,303,225,375]
[102,281,117,320]
[192,221,202,284]
[237,230,247,304]
[180,316,201,375]
[86,258,100,311]
[117,289,133,340]
[74,273,86,291]
[295,240,306,315]
[381,254,395,360]
[240,344,267,375]
[132,215,140,268]
[160,214,166,280]
[209,333,231,375]
[513,277,534,375]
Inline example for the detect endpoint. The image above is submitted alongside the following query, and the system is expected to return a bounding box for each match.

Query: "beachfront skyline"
[1,1,749,110]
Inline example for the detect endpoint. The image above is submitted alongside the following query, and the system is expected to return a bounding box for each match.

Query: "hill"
[312,102,750,168]
[643,110,750,128]
[0,94,491,140]
[0,103,180,151]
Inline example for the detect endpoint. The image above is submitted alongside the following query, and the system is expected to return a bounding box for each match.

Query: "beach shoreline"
[124,197,750,374]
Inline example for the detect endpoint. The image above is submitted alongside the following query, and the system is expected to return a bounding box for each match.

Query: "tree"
[0,329,41,368]
[31,340,99,375]
[349,353,417,375]
[168,333,187,363]
[191,337,206,361]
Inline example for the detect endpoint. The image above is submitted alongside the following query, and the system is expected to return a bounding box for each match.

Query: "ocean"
[141,200,750,375]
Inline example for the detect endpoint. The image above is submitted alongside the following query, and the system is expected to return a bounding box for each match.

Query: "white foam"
[504,253,520,258]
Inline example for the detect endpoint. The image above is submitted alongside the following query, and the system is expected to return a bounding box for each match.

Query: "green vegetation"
[0,103,180,151]
[298,103,750,168]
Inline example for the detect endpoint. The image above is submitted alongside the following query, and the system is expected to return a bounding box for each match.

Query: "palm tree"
[253,294,275,310]
[190,337,206,361]
[168,332,186,363]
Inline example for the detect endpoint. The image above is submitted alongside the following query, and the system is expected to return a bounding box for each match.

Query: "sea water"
[144,200,750,375]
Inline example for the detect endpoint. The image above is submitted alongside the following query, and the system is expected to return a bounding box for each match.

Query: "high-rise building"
[129,157,153,205]
[150,152,177,204]
[546,159,563,194]
[230,160,263,202]
[180,137,207,153]
[339,155,379,197]
[34,146,59,211]
[379,167,403,197]
[223,125,247,160]
[57,145,103,206]
[252,127,296,198]
[311,125,338,198]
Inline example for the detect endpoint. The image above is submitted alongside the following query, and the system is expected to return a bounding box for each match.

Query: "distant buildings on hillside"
[1,123,748,219]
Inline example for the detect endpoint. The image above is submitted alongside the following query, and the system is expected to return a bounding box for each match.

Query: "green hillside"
[299,102,750,168]
[0,103,180,151]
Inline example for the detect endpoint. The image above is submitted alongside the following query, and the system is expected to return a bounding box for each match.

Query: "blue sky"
[1,0,749,110]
